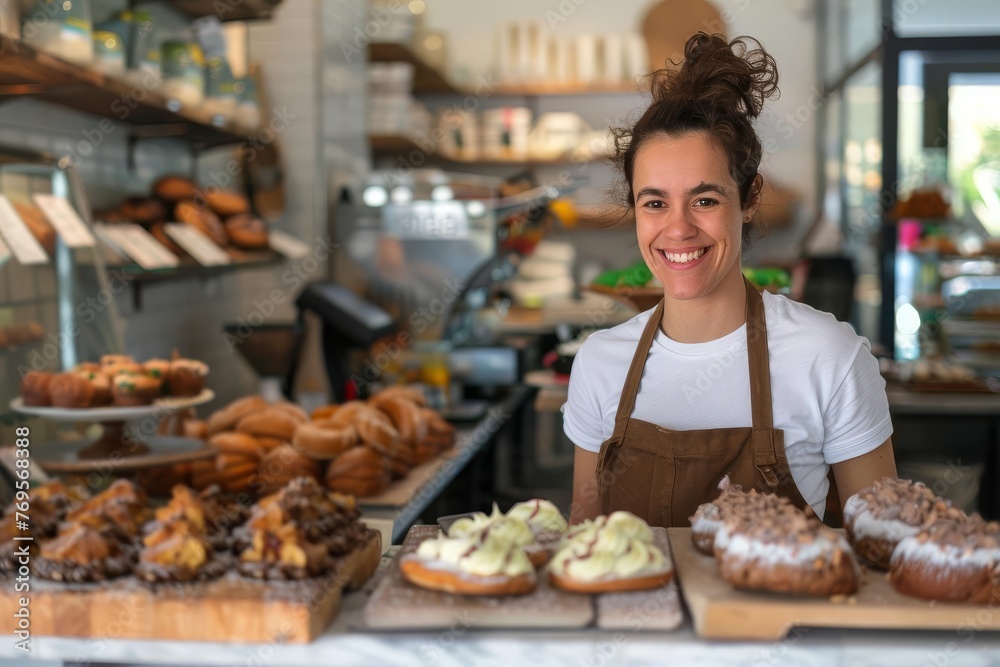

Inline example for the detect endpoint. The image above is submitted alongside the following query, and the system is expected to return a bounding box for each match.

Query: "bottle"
[894,219,922,361]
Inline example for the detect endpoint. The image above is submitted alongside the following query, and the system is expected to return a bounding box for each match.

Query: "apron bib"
[595,277,811,528]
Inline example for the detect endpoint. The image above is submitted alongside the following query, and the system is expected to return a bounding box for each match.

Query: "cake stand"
[10,389,217,473]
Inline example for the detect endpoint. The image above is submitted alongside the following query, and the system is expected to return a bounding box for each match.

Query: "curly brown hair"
[613,33,780,247]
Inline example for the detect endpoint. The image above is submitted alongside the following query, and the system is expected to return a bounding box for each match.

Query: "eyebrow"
[634,182,729,200]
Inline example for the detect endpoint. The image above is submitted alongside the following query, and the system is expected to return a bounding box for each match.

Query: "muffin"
[76,370,112,407]
[20,371,54,406]
[49,372,94,408]
[168,359,209,396]
[112,373,162,406]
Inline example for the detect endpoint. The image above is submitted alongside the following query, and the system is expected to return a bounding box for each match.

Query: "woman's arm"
[831,437,897,509]
[570,446,602,524]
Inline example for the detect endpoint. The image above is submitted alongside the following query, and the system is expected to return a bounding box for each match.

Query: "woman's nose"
[660,209,698,241]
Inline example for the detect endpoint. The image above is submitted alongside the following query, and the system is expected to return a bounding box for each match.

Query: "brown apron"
[595,277,812,528]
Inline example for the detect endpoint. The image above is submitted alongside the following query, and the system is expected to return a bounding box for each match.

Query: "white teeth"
[663,248,706,263]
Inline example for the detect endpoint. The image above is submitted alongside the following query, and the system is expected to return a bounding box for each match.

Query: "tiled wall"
[0,0,343,411]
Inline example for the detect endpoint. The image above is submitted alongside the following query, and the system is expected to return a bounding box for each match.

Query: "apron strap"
[744,276,780,471]
[611,299,664,442]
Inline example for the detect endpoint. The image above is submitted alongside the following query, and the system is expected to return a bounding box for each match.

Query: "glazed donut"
[325,446,390,497]
[292,422,357,460]
[371,395,427,447]
[236,408,300,441]
[209,432,264,459]
[207,395,268,435]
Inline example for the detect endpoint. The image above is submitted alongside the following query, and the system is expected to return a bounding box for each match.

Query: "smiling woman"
[565,33,897,529]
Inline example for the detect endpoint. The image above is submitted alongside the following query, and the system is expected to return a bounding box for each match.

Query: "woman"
[565,33,896,527]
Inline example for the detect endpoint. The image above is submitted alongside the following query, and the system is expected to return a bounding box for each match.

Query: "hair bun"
[651,32,779,121]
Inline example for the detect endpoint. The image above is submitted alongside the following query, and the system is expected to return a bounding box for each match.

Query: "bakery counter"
[360,384,537,544]
[5,548,1000,667]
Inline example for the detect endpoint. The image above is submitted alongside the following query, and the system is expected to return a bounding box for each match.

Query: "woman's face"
[633,131,750,303]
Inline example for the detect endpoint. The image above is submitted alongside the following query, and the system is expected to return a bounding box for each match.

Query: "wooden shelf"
[0,35,251,149]
[368,42,463,94]
[369,134,608,167]
[109,249,284,309]
[166,0,284,22]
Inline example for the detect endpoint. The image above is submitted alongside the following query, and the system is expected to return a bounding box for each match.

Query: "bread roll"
[293,422,358,460]
[325,446,391,497]
[175,200,227,247]
[236,408,300,441]
[207,395,267,435]
[224,214,268,249]
[371,394,428,448]
[204,188,250,217]
[209,432,264,459]
[255,444,321,495]
[154,175,199,202]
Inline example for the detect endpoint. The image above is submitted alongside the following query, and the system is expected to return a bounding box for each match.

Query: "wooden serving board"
[364,525,592,629]
[363,525,683,631]
[0,533,381,643]
[668,527,1000,640]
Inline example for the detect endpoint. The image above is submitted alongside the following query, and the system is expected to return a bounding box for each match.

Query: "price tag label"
[164,223,231,266]
[33,194,96,248]
[268,230,313,259]
[96,224,179,270]
[0,195,49,265]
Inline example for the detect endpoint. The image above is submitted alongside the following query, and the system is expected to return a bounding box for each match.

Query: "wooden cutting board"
[363,525,683,631]
[668,527,1000,640]
[0,532,381,643]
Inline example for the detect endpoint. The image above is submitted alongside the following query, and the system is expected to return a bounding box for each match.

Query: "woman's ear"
[744,174,763,222]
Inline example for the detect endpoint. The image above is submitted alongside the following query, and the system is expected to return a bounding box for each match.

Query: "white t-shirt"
[563,291,893,518]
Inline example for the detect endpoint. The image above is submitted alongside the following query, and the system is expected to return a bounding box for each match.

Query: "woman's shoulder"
[762,291,870,357]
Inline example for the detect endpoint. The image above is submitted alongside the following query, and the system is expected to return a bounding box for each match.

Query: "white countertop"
[5,551,1000,667]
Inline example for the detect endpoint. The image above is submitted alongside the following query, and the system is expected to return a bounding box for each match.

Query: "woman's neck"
[659,266,748,343]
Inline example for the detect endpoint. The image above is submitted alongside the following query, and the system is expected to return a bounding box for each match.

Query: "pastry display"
[175,200,228,247]
[713,503,860,597]
[135,519,223,583]
[448,504,548,567]
[844,477,958,570]
[35,523,133,583]
[224,214,269,249]
[236,477,375,581]
[400,532,537,596]
[549,511,673,593]
[0,481,89,575]
[889,514,1000,604]
[65,479,151,542]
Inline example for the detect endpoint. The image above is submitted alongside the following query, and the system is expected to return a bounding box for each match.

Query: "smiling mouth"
[658,247,709,264]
